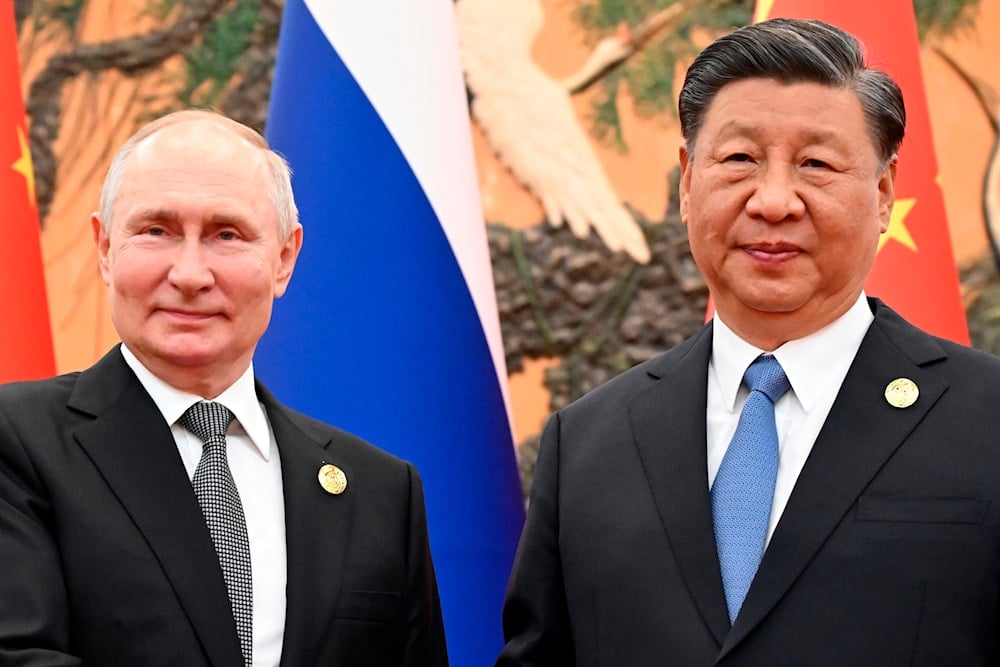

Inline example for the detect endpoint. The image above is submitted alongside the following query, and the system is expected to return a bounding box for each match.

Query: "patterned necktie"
[180,402,253,666]
[711,355,790,623]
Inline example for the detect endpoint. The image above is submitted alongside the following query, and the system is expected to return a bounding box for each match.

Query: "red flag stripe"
[1,0,56,381]
[753,0,969,343]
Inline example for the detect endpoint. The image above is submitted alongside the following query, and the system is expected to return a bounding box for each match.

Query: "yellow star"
[11,124,36,208]
[877,198,917,254]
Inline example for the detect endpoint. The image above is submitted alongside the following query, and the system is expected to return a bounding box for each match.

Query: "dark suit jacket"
[498,298,1000,666]
[0,347,447,666]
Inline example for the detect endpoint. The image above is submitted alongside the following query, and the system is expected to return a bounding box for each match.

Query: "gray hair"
[98,109,299,239]
[678,18,905,167]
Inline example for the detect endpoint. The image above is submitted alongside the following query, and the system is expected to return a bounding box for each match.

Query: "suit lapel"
[719,301,950,657]
[628,325,732,646]
[262,389,353,667]
[71,349,243,667]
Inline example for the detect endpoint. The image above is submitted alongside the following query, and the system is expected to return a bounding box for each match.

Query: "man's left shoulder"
[871,298,1000,377]
[259,385,413,475]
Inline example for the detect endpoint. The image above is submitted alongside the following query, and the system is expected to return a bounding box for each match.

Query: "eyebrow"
[128,209,249,227]
[717,121,843,146]
[130,208,179,225]
[205,212,250,227]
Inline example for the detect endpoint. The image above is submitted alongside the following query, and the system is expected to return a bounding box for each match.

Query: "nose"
[745,165,806,223]
[168,237,214,293]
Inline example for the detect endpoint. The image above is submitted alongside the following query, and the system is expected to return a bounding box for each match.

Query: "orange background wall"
[18,0,1000,444]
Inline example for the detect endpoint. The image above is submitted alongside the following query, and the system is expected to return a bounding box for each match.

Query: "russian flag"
[259,0,525,662]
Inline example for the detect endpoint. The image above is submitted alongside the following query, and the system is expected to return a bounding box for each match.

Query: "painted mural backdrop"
[11,0,1000,481]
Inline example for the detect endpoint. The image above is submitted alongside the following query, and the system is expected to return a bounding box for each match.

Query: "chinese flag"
[753,0,970,344]
[1,0,56,381]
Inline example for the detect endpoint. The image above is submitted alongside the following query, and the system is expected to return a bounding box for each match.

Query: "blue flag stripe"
[261,1,524,663]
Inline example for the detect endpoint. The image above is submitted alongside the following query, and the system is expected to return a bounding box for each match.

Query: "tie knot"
[180,401,235,444]
[743,355,790,404]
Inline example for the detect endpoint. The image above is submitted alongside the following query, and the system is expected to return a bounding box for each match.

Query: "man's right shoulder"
[0,372,81,408]
[560,324,711,418]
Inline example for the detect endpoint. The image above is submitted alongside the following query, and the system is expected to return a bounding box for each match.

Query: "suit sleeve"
[496,412,575,666]
[402,463,449,667]
[0,404,81,666]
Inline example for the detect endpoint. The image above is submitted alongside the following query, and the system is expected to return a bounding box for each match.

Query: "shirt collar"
[711,292,874,412]
[119,345,272,460]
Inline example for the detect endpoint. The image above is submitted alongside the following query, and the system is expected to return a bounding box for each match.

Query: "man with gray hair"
[498,19,1000,666]
[0,109,448,666]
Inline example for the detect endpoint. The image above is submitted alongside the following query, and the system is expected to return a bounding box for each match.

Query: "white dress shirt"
[121,346,286,667]
[706,293,874,543]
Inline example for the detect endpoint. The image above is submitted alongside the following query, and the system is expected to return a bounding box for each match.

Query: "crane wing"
[456,0,651,263]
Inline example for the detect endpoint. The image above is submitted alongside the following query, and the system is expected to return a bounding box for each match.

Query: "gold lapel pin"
[318,464,348,495]
[884,378,919,408]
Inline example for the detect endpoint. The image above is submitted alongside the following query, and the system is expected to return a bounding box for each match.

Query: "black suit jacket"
[0,347,447,666]
[499,299,1000,666]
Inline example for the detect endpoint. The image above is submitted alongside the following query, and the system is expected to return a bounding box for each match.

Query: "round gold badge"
[884,378,919,409]
[318,464,348,495]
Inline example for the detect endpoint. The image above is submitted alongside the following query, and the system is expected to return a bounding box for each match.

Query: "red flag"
[752,0,969,343]
[1,0,56,381]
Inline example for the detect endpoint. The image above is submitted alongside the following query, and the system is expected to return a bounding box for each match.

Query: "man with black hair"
[499,19,1000,666]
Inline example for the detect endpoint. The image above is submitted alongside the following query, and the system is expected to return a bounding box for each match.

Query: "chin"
[150,343,223,369]
[750,300,805,315]
[724,288,803,315]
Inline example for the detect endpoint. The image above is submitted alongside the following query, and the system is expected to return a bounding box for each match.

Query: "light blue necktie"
[711,355,790,623]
